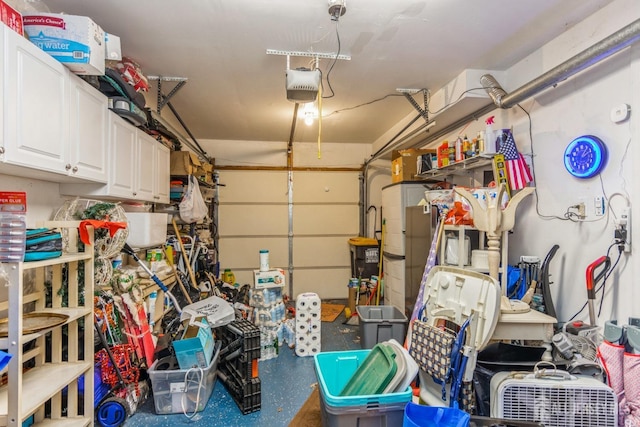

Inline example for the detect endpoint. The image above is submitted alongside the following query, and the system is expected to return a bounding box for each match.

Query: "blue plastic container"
[314,350,412,408]
[403,402,470,427]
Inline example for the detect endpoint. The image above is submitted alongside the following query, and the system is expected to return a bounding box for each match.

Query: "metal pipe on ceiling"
[482,17,640,109]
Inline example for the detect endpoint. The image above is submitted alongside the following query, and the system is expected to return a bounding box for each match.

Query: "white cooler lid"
[421,265,500,351]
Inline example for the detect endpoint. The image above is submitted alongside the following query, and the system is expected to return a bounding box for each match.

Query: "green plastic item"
[339,343,397,396]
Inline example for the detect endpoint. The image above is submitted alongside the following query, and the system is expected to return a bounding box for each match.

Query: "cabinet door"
[3,26,68,173]
[135,130,155,201]
[108,113,137,198]
[68,75,108,183]
[154,143,170,204]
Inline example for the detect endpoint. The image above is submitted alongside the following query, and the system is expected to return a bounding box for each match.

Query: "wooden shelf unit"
[0,222,94,427]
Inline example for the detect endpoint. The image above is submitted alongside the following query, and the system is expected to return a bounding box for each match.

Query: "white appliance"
[491,370,617,427]
[381,182,431,315]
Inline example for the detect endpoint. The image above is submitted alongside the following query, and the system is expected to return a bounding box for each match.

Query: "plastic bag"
[179,176,208,223]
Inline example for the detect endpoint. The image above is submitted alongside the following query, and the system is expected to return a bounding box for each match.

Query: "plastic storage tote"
[314,349,412,427]
[357,305,408,349]
[403,402,470,427]
[148,341,221,414]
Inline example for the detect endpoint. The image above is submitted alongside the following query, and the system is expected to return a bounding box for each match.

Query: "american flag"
[498,129,533,191]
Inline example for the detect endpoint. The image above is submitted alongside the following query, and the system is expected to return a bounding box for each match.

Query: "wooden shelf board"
[0,307,91,348]
[15,253,93,271]
[34,417,92,427]
[0,361,91,423]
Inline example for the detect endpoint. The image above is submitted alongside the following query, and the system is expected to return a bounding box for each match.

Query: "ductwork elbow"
[480,74,508,108]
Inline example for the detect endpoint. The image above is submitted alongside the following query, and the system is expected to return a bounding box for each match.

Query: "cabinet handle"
[65,164,72,170]
[154,196,159,199]
[72,166,78,173]
[133,192,137,196]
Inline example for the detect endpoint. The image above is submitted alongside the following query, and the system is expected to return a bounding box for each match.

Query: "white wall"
[432,0,639,325]
[0,174,67,226]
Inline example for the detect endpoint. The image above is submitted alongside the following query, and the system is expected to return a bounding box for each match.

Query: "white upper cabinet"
[68,75,108,182]
[135,129,156,201]
[0,23,170,202]
[155,143,171,203]
[0,25,107,183]
[61,112,171,203]
[107,112,137,198]
[2,25,69,175]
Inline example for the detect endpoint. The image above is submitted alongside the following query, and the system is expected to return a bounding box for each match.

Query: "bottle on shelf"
[222,268,235,284]
[448,140,455,164]
[455,137,464,162]
[483,116,497,155]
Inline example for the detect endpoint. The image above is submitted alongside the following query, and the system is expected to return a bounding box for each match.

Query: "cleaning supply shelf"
[416,155,494,180]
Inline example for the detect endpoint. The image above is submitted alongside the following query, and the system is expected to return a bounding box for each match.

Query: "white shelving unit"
[0,222,94,427]
[440,224,508,290]
[416,155,494,180]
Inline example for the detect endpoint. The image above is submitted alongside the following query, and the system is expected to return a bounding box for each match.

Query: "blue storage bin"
[403,402,470,427]
[314,350,412,408]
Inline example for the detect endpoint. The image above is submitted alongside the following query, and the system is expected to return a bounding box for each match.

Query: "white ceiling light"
[300,102,318,126]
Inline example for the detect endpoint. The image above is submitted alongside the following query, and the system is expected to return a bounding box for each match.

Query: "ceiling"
[41,0,613,149]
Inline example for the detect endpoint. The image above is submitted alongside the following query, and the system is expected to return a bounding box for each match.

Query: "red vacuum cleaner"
[566,255,611,335]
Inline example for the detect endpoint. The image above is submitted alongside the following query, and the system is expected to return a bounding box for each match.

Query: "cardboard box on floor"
[173,316,215,369]
[391,148,435,183]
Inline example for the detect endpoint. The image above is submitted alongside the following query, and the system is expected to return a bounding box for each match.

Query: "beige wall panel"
[292,171,359,203]
[293,236,351,268]
[219,237,289,270]
[293,205,359,235]
[219,204,288,235]
[218,170,288,203]
[292,268,351,300]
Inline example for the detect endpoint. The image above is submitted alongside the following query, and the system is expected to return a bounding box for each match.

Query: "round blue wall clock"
[564,135,607,179]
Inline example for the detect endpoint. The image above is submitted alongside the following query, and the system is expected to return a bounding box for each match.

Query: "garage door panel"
[293,268,351,299]
[293,205,358,235]
[220,237,289,270]
[293,236,351,267]
[218,170,288,203]
[292,171,359,203]
[220,205,288,235]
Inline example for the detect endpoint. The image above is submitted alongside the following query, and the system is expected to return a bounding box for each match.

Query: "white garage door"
[218,169,360,299]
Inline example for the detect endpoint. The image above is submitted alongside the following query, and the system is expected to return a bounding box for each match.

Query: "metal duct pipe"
[483,18,640,108]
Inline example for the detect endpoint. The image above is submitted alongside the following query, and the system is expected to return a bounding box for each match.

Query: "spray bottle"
[483,116,497,154]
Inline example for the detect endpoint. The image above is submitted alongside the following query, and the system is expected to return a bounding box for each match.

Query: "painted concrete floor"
[123,310,361,427]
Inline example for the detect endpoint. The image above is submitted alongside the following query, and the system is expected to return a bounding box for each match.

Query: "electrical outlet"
[577,202,586,219]
[594,196,605,216]
[622,207,631,252]
[616,207,632,252]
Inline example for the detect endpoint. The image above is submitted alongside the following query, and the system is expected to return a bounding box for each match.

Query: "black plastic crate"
[223,351,258,380]
[219,353,258,384]
[217,319,260,361]
[218,367,261,415]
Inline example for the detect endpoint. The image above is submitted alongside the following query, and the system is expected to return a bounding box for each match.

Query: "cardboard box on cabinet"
[22,13,106,75]
[170,151,202,176]
[391,148,436,183]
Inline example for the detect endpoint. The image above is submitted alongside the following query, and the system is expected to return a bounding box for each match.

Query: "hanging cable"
[322,17,342,99]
